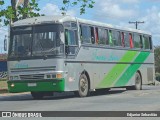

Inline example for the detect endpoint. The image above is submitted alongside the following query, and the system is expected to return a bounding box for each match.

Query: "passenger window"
[98,28,108,45]
[65,29,78,45]
[129,33,134,48]
[80,25,94,44]
[134,33,141,48]
[143,35,150,49]
[112,30,121,46]
[140,35,143,49]
[95,27,99,44]
[91,27,95,44]
[124,33,130,47]
[65,29,78,55]
[121,32,125,47]
[109,30,113,46]
[149,37,152,49]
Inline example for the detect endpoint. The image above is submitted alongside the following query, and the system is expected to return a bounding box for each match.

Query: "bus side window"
[143,35,150,50]
[106,29,109,45]
[98,28,108,45]
[140,35,143,49]
[124,32,130,48]
[95,27,99,44]
[65,29,77,45]
[112,30,121,46]
[129,33,134,48]
[149,36,152,50]
[133,33,141,49]
[80,25,94,44]
[109,30,113,46]
[121,32,125,47]
[65,29,78,55]
[91,27,95,44]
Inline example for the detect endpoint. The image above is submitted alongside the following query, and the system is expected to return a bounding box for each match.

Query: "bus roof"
[12,15,151,35]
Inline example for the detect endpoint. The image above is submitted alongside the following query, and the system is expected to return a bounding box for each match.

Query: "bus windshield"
[9,24,64,59]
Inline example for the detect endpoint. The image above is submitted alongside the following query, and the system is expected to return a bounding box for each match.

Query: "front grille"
[20,74,45,80]
[11,66,56,73]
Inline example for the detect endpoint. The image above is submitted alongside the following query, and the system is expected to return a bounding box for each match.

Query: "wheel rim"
[80,78,88,95]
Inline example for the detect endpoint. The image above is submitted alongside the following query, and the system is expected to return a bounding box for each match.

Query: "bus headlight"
[45,73,62,79]
[45,74,56,79]
[11,83,15,87]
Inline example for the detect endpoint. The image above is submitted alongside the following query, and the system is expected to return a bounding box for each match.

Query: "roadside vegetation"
[0,79,8,93]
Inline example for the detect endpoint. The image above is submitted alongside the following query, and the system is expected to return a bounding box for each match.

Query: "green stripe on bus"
[98,51,138,88]
[114,52,150,86]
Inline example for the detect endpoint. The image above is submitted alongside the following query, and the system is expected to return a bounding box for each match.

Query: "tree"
[0,0,95,26]
[0,0,41,26]
[154,46,160,73]
[61,0,95,15]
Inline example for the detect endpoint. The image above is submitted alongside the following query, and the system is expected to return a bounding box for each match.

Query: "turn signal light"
[56,73,62,79]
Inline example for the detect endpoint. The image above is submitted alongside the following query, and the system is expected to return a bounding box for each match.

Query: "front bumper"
[7,79,65,93]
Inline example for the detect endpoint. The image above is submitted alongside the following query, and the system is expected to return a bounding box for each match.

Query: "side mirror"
[4,35,7,51]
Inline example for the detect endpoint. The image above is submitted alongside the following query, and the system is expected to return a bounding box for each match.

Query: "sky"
[0,0,160,53]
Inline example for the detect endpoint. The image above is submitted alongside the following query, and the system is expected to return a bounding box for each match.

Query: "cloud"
[94,0,138,20]
[138,6,160,45]
[92,0,160,46]
[121,0,139,4]
[41,3,61,15]
[41,3,76,16]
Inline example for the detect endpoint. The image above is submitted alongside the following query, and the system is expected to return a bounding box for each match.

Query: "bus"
[6,15,155,99]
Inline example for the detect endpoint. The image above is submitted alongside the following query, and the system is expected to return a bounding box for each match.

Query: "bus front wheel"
[77,74,90,97]
[31,92,44,99]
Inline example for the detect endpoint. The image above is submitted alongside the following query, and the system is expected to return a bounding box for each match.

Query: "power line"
[129,21,145,29]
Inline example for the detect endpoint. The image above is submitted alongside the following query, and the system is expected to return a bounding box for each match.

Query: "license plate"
[28,83,37,87]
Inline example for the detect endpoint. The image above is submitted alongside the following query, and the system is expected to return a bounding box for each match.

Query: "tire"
[77,74,90,97]
[134,72,142,90]
[31,92,44,99]
[126,72,142,90]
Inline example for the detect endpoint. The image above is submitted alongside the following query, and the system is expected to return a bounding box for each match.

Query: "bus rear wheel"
[134,72,142,90]
[77,74,90,97]
[126,72,142,90]
[31,92,44,99]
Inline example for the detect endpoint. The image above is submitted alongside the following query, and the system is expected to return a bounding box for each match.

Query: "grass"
[0,80,7,89]
[0,80,8,94]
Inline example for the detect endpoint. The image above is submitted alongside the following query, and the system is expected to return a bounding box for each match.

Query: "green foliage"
[61,0,95,15]
[154,46,160,73]
[0,0,95,26]
[0,0,41,26]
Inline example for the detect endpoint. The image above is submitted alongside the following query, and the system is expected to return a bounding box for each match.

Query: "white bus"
[6,15,155,99]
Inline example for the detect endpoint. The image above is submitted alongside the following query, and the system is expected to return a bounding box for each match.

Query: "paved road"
[0,85,160,120]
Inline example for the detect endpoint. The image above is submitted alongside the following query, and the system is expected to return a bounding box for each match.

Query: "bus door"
[64,22,78,55]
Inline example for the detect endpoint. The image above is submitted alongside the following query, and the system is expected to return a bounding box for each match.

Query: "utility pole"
[129,21,145,29]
